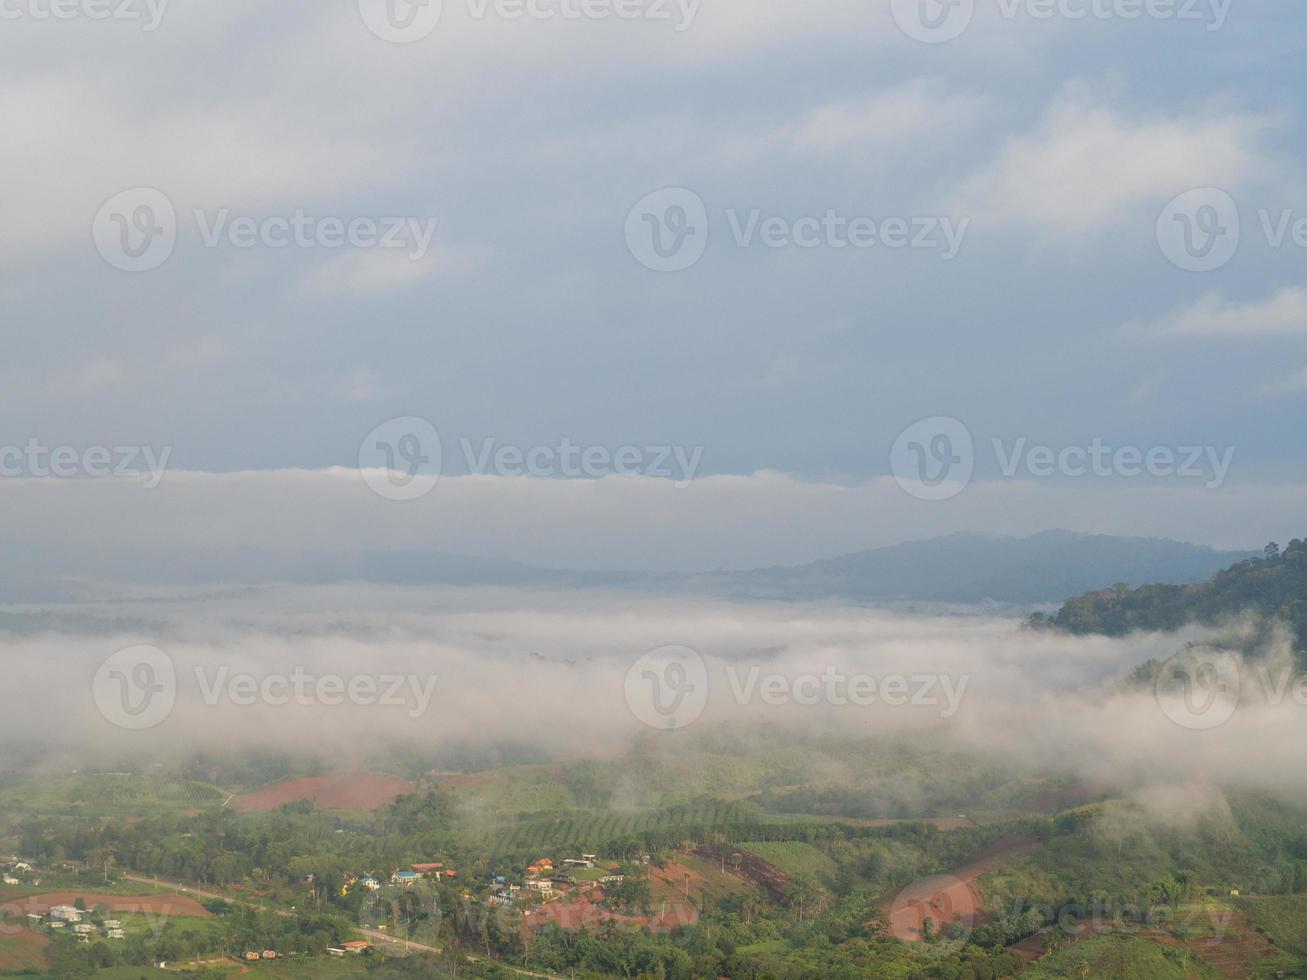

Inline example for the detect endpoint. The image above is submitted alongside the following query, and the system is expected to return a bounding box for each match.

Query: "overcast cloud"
[3,1,1306,568]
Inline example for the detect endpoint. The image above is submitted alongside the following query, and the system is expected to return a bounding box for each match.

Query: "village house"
[358,876,381,892]
[341,940,373,954]
[524,879,553,894]
[49,905,83,923]
[391,870,421,886]
[1,875,19,885]
[600,874,625,884]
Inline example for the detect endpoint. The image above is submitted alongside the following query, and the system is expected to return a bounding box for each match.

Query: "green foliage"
[1033,538,1307,658]
[1021,933,1223,979]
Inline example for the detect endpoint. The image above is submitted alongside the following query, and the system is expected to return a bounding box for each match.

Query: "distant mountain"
[3,532,1252,608]
[1034,537,1307,652]
[686,531,1252,605]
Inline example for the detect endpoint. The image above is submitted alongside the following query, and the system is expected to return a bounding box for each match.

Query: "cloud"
[952,89,1272,234]
[6,584,1307,813]
[1139,286,1307,338]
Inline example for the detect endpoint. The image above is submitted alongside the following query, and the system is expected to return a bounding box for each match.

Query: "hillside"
[695,531,1249,604]
[1033,538,1307,655]
[28,531,1243,606]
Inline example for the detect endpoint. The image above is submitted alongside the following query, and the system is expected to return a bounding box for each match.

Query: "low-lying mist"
[3,583,1305,813]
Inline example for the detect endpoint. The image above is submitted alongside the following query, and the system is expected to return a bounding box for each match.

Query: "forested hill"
[1031,538,1307,655]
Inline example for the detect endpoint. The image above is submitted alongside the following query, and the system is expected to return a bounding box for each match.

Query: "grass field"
[1236,894,1307,954]
[1021,933,1224,979]
[0,926,49,973]
[739,842,838,887]
[0,772,229,816]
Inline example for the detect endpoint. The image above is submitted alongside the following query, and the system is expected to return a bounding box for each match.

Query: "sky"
[3,0,1307,571]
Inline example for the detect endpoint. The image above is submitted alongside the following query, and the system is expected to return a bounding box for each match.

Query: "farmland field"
[1021,934,1225,979]
[739,841,839,886]
[228,772,414,812]
[1235,894,1307,955]
[0,926,49,973]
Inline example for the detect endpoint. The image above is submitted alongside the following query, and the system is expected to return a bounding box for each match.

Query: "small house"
[391,870,421,886]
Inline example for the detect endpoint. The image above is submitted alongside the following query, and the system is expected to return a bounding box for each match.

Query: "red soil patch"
[0,927,49,972]
[228,772,415,812]
[842,817,976,831]
[1,891,210,918]
[527,891,697,933]
[650,860,710,903]
[880,835,1038,943]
